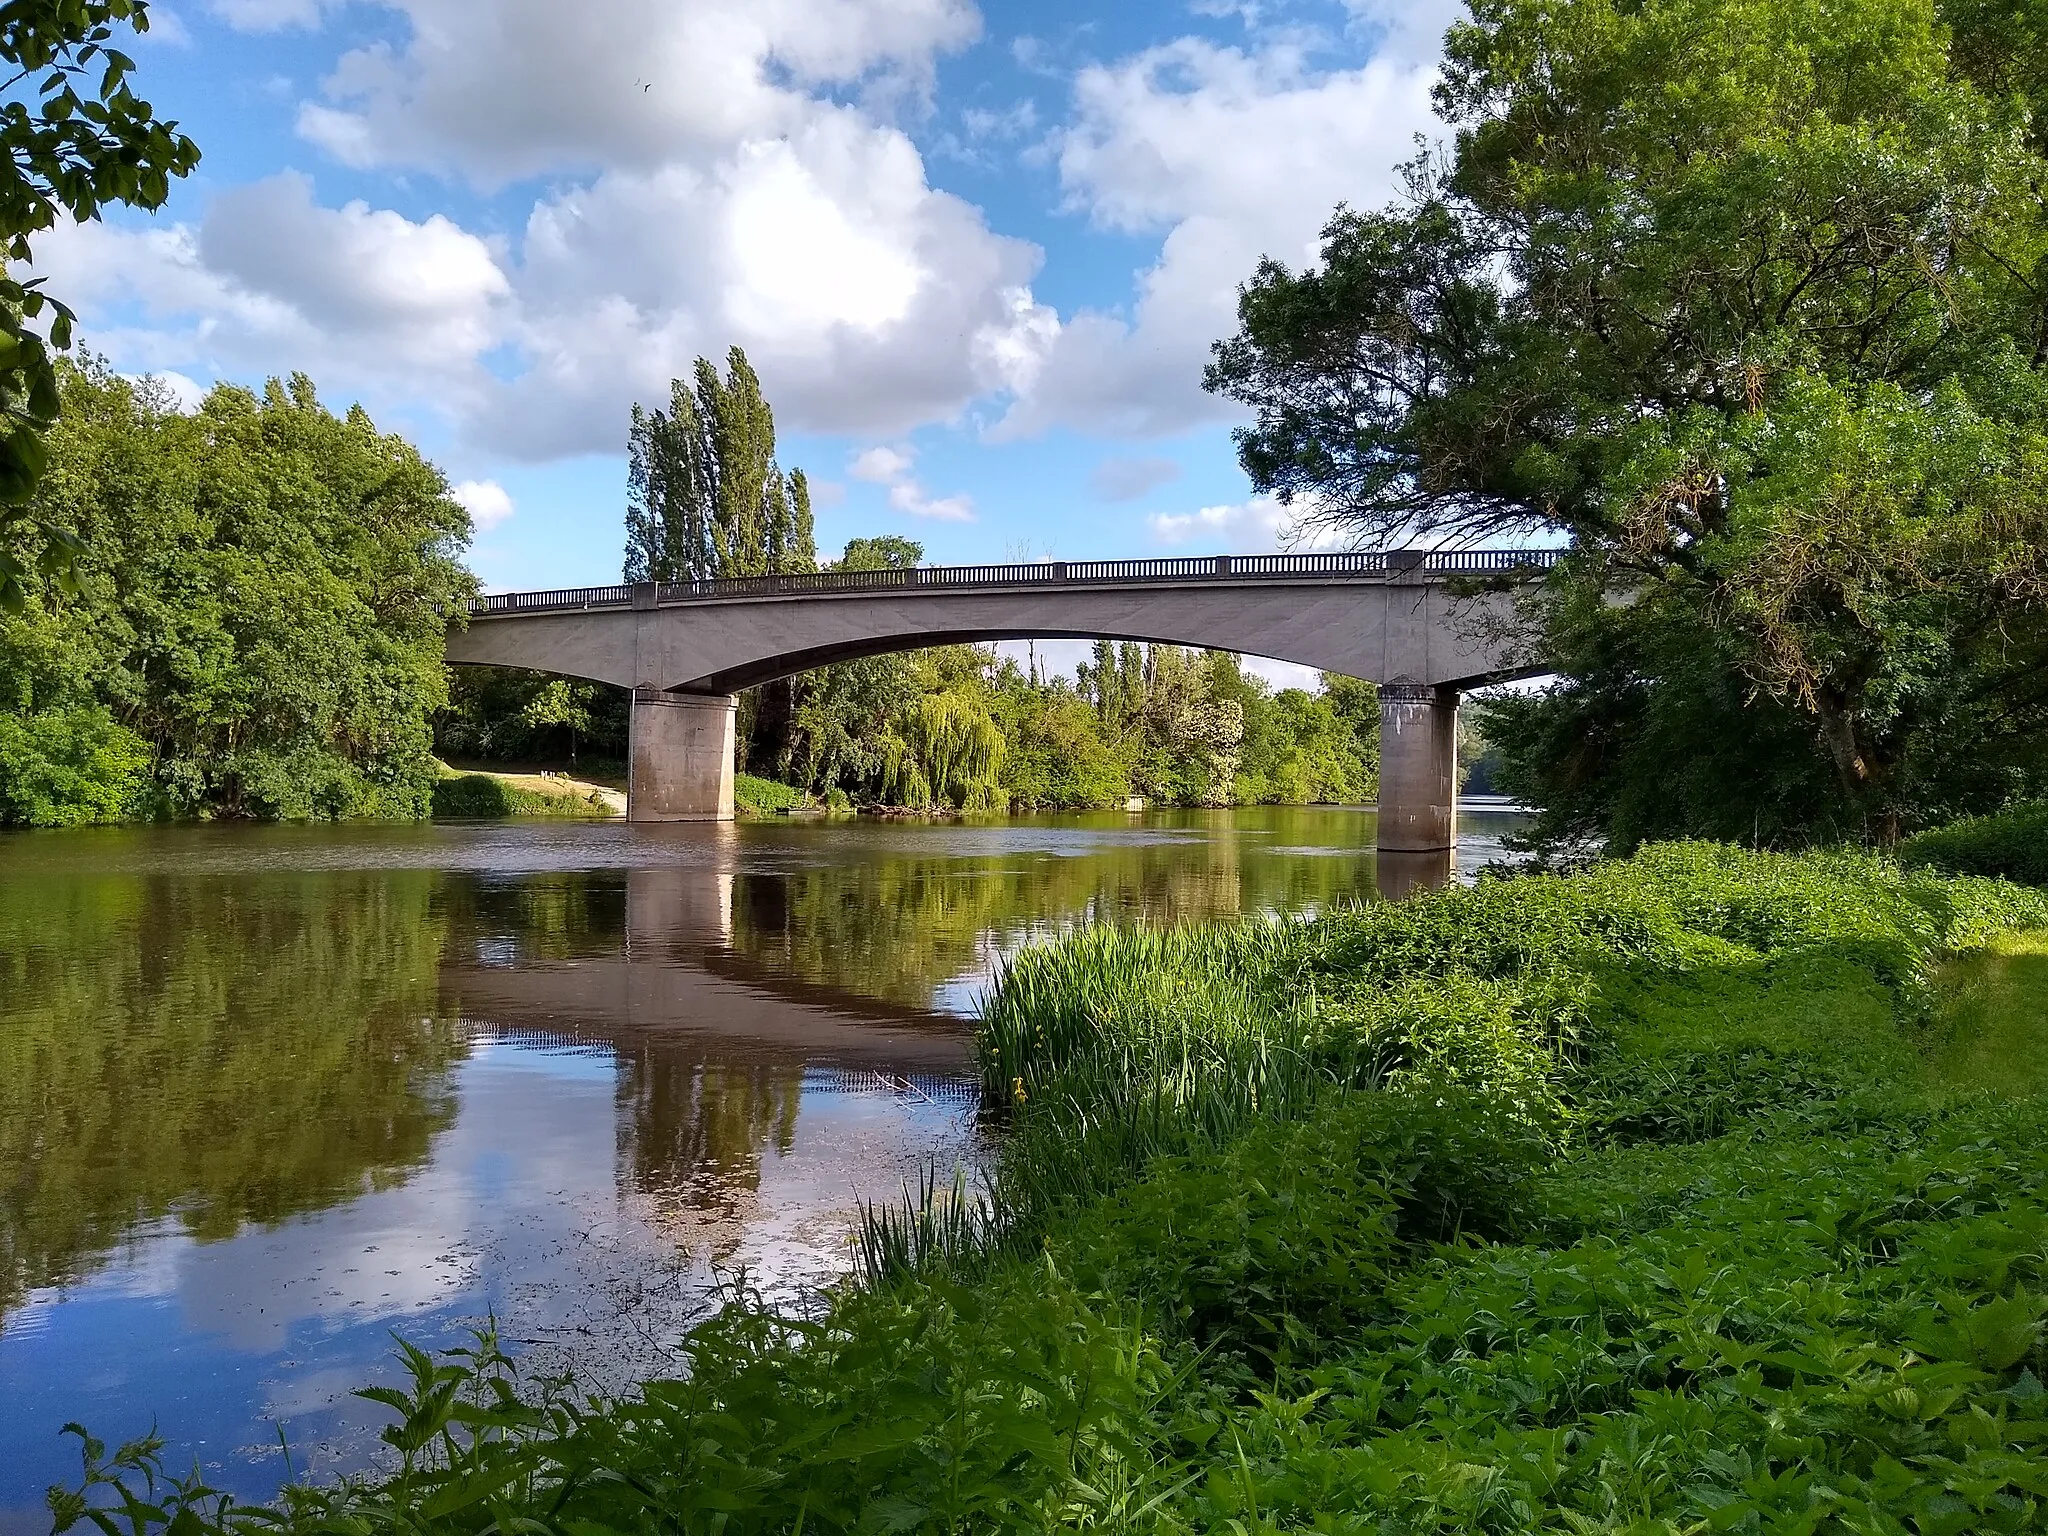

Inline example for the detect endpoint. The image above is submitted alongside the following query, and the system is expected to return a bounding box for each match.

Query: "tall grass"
[865,842,2048,1283]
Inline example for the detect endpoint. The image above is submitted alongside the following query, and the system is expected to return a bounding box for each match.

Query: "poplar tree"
[623,347,816,584]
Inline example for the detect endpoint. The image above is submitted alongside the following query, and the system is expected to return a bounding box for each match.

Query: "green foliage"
[1901,802,2048,885]
[0,363,475,823]
[0,700,144,824]
[732,772,805,815]
[0,1,201,608]
[429,773,608,819]
[435,666,627,768]
[1208,0,2048,843]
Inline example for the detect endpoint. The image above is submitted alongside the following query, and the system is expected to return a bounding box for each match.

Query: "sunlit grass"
[1925,929,2048,1100]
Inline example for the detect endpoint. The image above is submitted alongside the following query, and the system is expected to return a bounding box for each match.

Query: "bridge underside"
[447,574,1540,859]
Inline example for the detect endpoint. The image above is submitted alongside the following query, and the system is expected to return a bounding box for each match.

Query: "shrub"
[734,773,807,815]
[0,705,150,826]
[430,774,606,819]
[1900,803,2048,887]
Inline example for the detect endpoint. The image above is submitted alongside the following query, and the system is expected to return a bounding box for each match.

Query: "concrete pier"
[1376,683,1459,853]
[628,689,737,821]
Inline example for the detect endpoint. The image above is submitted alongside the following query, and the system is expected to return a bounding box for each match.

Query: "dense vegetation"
[1211,0,2048,847]
[1900,802,2048,887]
[0,364,474,825]
[58,843,2048,1533]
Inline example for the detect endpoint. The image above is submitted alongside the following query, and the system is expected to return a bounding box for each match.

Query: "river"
[0,807,1525,1523]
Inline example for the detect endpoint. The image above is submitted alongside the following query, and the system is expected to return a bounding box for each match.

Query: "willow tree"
[1206,0,2048,841]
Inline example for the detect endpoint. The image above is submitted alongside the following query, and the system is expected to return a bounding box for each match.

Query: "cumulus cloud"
[34,173,507,418]
[1089,454,1181,501]
[847,442,973,521]
[452,479,515,530]
[295,0,980,186]
[1148,494,1337,552]
[850,445,914,482]
[37,1,1451,470]
[997,37,1437,439]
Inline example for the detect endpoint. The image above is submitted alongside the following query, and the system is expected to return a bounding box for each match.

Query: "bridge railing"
[467,548,1560,616]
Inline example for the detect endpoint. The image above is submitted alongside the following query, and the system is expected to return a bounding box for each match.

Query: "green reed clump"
[955,843,2048,1268]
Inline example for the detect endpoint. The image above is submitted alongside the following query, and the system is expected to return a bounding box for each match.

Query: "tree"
[837,534,923,572]
[0,0,201,610]
[623,347,814,584]
[0,362,475,823]
[1206,0,2048,840]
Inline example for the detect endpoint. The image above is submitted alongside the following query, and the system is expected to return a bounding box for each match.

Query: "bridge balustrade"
[467,548,1560,617]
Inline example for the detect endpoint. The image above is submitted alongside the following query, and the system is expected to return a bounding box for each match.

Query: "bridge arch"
[445,552,1553,855]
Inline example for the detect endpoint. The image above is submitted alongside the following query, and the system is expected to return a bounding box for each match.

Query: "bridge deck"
[469,548,1560,617]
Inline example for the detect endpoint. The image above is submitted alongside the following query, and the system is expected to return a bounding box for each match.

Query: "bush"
[1900,803,2048,886]
[0,705,150,826]
[430,774,607,819]
[734,773,807,815]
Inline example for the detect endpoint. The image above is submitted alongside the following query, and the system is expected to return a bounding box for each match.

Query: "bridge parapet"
[468,548,1560,618]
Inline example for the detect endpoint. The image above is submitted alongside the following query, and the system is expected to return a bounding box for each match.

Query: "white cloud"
[998,37,1438,439]
[37,2,1448,472]
[888,481,974,521]
[452,479,515,529]
[847,442,973,521]
[295,0,980,187]
[850,445,914,482]
[38,173,507,410]
[1090,454,1181,501]
[1148,494,1333,551]
[39,122,1054,458]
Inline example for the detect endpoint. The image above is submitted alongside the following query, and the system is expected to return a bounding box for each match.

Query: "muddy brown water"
[0,807,1525,1520]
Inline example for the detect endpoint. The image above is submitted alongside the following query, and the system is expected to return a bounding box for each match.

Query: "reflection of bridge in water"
[439,862,974,1074]
[438,861,979,1252]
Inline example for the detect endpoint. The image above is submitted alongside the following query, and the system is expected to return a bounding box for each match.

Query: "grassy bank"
[430,770,619,818]
[54,845,2048,1535]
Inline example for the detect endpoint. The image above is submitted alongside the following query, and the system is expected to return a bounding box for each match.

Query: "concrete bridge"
[446,549,1553,851]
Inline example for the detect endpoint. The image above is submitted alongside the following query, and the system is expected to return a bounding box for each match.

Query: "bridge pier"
[628,689,737,822]
[1376,683,1458,854]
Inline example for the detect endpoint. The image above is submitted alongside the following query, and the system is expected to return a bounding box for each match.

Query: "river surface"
[0,807,1523,1523]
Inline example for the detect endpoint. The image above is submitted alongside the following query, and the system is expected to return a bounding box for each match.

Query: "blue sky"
[39,0,1459,607]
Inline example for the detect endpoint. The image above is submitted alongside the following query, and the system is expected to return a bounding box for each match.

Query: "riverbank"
[56,843,2048,1534]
